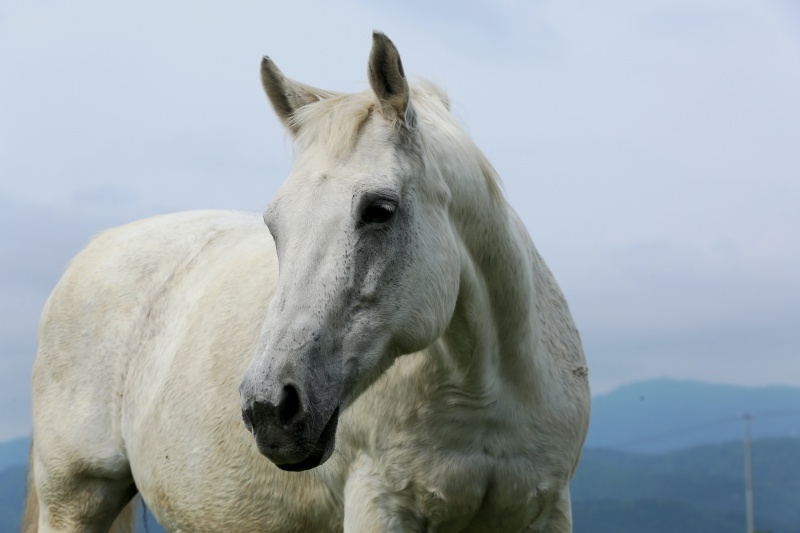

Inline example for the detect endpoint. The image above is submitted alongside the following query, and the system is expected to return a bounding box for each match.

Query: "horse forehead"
[284,148,403,203]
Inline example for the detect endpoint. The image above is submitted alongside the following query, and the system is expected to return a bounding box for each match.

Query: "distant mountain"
[571,437,800,533]
[586,379,800,452]
[0,437,29,472]
[572,499,747,533]
[0,465,26,532]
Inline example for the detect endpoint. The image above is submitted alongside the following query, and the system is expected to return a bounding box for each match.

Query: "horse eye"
[361,200,397,224]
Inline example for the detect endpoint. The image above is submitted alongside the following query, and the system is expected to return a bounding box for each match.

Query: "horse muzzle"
[240,383,339,471]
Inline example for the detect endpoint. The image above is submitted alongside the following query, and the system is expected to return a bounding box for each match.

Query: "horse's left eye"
[361,200,397,224]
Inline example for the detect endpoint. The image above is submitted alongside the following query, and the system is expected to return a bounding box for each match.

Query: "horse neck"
[432,148,550,404]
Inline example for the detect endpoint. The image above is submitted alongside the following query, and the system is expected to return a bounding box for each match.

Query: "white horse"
[24,32,590,533]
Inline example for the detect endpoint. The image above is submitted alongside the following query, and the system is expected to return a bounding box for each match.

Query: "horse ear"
[260,56,333,134]
[368,31,410,122]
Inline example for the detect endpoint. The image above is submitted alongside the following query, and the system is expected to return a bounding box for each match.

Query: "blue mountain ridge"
[0,437,29,473]
[585,378,800,452]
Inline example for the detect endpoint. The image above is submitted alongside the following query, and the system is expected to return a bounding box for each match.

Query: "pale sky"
[1,0,799,440]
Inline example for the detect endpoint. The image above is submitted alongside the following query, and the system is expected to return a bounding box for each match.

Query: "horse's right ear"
[260,56,333,135]
[368,32,410,122]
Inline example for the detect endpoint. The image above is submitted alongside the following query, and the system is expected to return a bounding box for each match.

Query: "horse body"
[27,33,589,533]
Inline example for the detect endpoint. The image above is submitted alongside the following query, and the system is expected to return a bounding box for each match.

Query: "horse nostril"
[278,384,302,425]
[241,406,254,433]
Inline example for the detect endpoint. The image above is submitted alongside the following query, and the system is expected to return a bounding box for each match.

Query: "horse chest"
[436,454,555,529]
[338,357,570,530]
[344,442,556,532]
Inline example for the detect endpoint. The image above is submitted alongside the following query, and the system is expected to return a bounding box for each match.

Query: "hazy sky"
[1,0,799,440]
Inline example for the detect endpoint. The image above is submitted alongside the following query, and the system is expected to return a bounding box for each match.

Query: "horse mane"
[288,80,502,198]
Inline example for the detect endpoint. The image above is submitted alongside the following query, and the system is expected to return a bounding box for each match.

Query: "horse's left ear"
[261,56,334,135]
[368,31,410,122]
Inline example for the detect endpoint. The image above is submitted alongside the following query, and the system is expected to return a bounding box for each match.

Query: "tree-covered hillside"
[571,437,800,532]
[0,465,25,532]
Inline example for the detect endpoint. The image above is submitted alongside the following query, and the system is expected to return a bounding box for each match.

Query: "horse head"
[239,32,461,471]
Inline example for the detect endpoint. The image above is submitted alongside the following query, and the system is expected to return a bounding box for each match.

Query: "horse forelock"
[290,91,374,159]
[286,80,502,197]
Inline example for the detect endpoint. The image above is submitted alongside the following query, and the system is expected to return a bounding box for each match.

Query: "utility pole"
[740,413,754,533]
